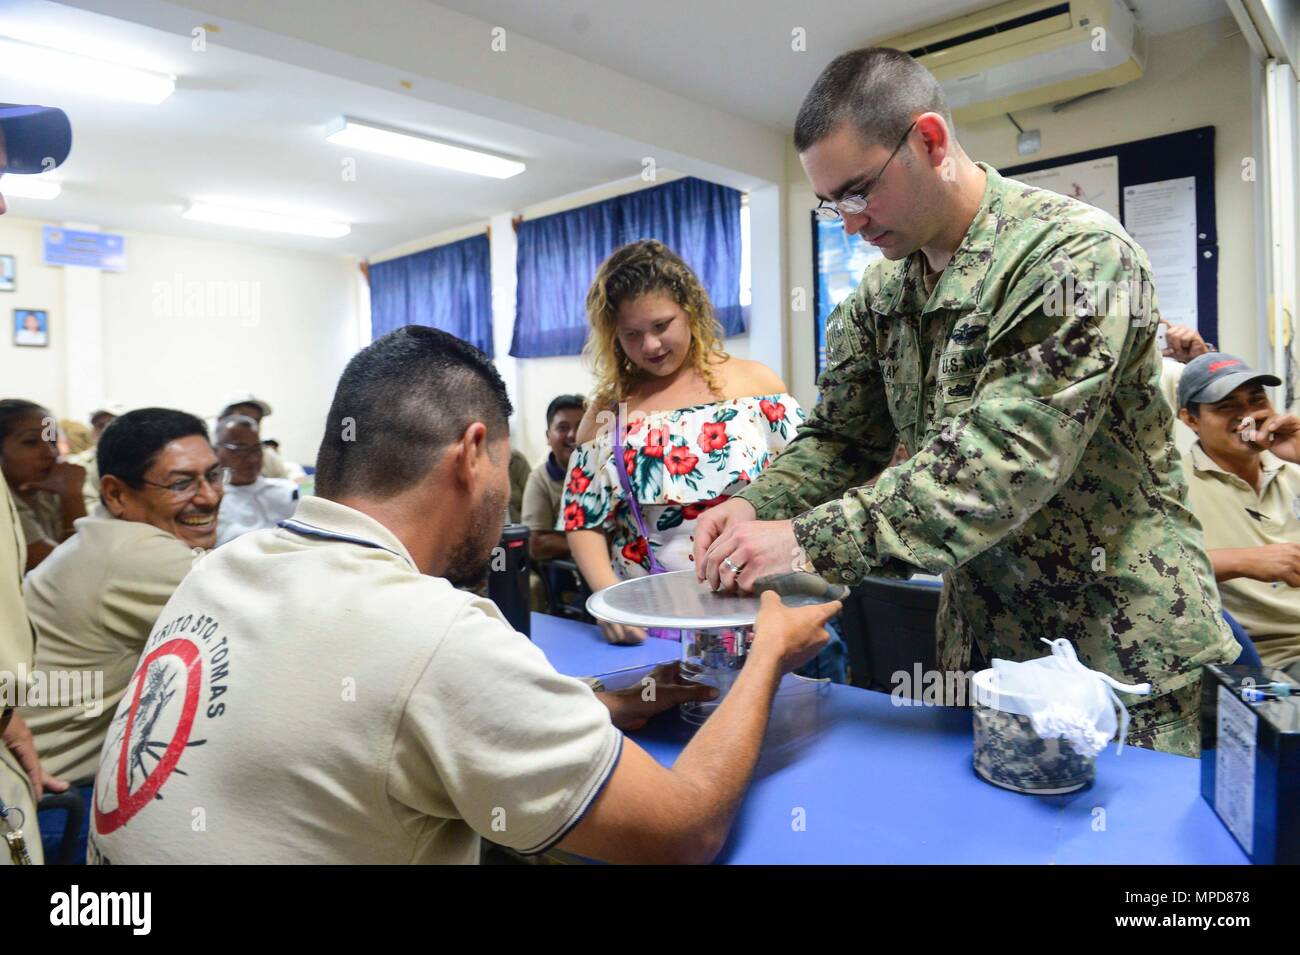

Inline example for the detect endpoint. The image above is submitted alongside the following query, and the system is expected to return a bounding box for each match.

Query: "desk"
[531,613,1248,864]
[530,612,679,679]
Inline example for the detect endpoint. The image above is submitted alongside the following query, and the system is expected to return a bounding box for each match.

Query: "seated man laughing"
[21,408,222,861]
[1177,353,1300,679]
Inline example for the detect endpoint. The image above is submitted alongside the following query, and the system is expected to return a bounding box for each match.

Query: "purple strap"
[613,406,669,575]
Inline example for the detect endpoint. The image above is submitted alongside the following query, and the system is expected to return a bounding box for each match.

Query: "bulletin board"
[812,125,1219,378]
[1004,125,1219,346]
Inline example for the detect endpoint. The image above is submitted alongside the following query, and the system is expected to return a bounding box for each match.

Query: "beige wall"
[787,16,1258,408]
[0,216,66,413]
[0,213,362,466]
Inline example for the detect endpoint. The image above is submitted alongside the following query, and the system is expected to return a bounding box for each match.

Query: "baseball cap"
[1176,352,1281,409]
[220,390,273,417]
[0,104,73,174]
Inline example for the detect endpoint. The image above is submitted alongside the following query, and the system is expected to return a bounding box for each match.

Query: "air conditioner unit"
[878,0,1147,123]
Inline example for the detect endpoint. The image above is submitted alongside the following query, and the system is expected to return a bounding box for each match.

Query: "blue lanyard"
[276,519,407,561]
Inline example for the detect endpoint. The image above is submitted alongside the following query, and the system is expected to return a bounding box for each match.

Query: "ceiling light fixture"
[0,35,176,104]
[183,202,351,238]
[326,117,525,179]
[0,175,61,200]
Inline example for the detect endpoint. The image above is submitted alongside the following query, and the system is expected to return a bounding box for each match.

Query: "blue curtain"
[511,177,747,358]
[369,233,493,357]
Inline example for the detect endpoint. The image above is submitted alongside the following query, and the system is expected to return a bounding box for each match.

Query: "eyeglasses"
[814,120,918,222]
[141,466,231,500]
[216,442,263,456]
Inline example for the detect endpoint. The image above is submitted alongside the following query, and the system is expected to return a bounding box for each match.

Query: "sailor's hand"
[701,519,799,594]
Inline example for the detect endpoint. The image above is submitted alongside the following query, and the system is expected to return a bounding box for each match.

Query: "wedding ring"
[723,557,744,575]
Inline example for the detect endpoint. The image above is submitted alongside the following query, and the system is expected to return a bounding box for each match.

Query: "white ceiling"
[0,0,637,255]
[431,0,1233,129]
[0,0,1231,257]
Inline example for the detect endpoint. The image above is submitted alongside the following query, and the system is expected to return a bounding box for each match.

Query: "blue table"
[531,612,682,679]
[531,613,1248,864]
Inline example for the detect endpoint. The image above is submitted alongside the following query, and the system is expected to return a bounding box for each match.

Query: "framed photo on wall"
[0,255,14,292]
[14,308,49,347]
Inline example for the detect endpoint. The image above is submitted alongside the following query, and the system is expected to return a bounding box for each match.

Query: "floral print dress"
[559,394,806,579]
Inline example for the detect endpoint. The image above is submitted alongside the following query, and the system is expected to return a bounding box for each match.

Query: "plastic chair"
[536,558,594,622]
[1223,608,1263,666]
[36,780,91,865]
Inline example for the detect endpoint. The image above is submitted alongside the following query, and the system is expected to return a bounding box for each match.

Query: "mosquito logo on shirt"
[93,612,231,833]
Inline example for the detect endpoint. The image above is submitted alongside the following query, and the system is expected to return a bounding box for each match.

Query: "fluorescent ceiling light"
[327,118,525,179]
[183,202,351,239]
[0,176,61,200]
[0,35,175,104]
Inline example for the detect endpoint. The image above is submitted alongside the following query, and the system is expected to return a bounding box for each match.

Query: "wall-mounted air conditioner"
[878,0,1147,123]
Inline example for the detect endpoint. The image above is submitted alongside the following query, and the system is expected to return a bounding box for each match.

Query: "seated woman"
[0,400,86,570]
[561,239,845,679]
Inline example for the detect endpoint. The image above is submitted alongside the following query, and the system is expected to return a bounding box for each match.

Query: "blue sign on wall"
[42,226,127,272]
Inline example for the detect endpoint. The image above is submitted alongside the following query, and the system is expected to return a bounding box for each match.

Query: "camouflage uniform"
[739,163,1239,756]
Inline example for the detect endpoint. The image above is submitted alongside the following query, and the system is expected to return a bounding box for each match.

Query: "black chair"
[536,558,594,622]
[838,576,942,694]
[37,783,89,866]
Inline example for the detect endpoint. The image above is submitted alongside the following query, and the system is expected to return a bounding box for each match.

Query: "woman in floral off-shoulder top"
[560,240,845,678]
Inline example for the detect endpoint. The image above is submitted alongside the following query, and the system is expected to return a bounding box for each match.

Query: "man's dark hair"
[545,394,586,428]
[794,47,952,153]
[98,408,209,491]
[314,325,513,499]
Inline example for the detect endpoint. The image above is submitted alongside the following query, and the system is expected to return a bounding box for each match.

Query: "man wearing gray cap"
[1177,352,1300,679]
[1,101,73,864]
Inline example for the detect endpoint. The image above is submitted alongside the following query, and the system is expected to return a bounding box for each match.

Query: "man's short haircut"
[314,325,513,499]
[98,408,210,492]
[793,47,952,153]
[545,394,586,428]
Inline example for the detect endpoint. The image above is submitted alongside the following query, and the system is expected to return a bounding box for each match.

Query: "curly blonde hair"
[584,239,729,410]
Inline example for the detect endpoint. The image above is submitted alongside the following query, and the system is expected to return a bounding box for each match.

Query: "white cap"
[220,390,273,417]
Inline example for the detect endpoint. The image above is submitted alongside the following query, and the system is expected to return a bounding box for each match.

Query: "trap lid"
[586,570,847,629]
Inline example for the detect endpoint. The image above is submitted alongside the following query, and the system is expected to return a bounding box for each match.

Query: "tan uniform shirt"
[14,490,63,551]
[1184,442,1300,669]
[0,481,32,695]
[260,445,291,480]
[509,450,531,524]
[67,447,101,513]
[21,507,194,782]
[0,480,41,864]
[89,496,621,864]
[521,458,565,537]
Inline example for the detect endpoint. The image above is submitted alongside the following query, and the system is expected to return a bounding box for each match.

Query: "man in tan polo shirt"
[1177,352,1300,678]
[90,326,837,865]
[523,394,585,609]
[21,409,223,861]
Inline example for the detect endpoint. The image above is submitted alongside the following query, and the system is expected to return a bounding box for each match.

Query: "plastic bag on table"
[989,638,1152,758]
